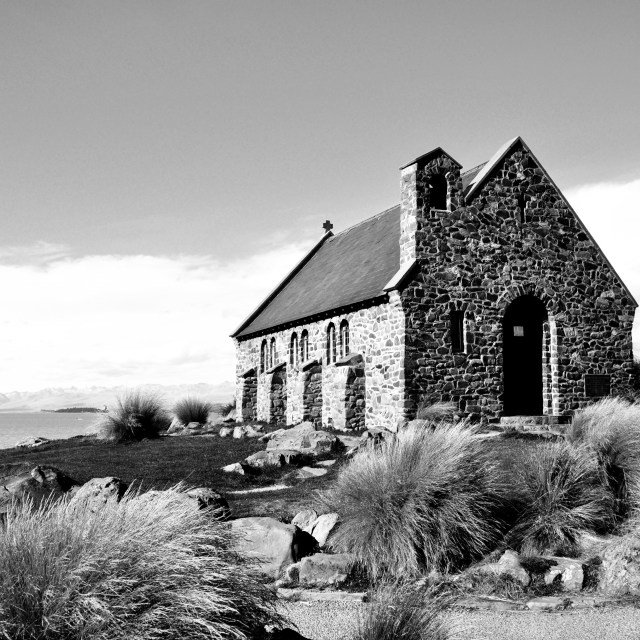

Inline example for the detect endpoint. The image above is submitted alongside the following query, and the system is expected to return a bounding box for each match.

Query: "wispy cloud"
[0,243,309,391]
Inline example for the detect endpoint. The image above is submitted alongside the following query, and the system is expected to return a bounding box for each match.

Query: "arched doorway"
[502,295,548,416]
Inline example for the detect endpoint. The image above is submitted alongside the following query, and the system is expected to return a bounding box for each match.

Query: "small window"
[260,340,268,373]
[300,330,309,362]
[290,333,298,366]
[340,320,350,358]
[517,193,526,224]
[451,310,464,353]
[269,338,276,369]
[326,323,336,364]
[428,174,448,210]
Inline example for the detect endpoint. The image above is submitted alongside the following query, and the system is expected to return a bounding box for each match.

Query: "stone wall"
[234,295,406,431]
[400,142,636,420]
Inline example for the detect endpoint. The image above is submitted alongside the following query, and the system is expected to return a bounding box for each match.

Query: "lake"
[0,412,99,450]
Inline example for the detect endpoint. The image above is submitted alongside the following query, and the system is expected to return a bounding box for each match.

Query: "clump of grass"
[0,486,283,640]
[356,581,465,640]
[321,421,507,580]
[567,396,640,519]
[174,396,214,425]
[415,401,458,421]
[95,391,170,442]
[507,441,613,556]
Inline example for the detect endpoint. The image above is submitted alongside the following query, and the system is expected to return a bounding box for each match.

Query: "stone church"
[232,137,636,431]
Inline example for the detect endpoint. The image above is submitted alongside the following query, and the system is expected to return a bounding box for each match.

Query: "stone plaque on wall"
[584,374,611,398]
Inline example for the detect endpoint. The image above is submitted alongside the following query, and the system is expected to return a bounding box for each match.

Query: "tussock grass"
[0,486,282,640]
[95,391,170,442]
[174,396,214,425]
[356,582,465,640]
[321,421,507,579]
[507,441,613,555]
[567,397,640,519]
[415,401,458,421]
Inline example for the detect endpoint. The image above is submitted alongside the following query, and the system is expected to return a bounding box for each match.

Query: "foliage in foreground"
[174,396,213,425]
[0,487,282,640]
[95,391,171,442]
[356,582,465,640]
[567,396,640,520]
[321,421,507,579]
[507,441,613,555]
[415,401,458,421]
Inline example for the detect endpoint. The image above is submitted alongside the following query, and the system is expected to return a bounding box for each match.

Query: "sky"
[0,1,639,392]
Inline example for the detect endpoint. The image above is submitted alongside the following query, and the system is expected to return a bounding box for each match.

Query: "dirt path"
[280,601,640,640]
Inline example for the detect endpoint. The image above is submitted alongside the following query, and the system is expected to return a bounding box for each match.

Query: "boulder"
[229,517,314,579]
[233,425,262,439]
[221,462,258,475]
[284,552,354,587]
[291,509,318,534]
[296,467,328,479]
[245,450,288,469]
[70,477,128,510]
[166,418,183,434]
[266,422,337,457]
[0,463,80,514]
[15,436,51,449]
[472,550,530,587]
[544,557,584,591]
[219,426,234,438]
[598,533,640,595]
[186,487,230,520]
[311,512,339,547]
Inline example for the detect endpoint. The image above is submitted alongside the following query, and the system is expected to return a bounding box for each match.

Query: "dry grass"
[507,441,613,555]
[0,486,282,640]
[356,582,467,640]
[174,396,214,425]
[567,397,640,519]
[415,401,458,421]
[320,421,507,580]
[94,391,171,443]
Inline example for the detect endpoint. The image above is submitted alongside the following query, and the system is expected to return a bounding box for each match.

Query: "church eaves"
[232,206,401,339]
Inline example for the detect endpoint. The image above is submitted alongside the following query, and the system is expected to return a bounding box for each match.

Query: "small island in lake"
[41,407,107,413]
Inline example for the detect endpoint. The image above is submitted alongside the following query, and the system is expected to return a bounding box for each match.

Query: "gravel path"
[280,601,640,640]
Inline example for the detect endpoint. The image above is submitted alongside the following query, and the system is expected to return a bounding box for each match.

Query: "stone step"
[500,415,571,430]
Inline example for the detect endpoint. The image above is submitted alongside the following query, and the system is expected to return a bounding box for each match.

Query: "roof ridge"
[333,204,400,237]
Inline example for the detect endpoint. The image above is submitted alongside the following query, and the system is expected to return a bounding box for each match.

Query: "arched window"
[269,337,276,369]
[260,340,268,373]
[451,310,465,353]
[340,320,350,358]
[290,332,298,366]
[428,174,448,211]
[326,323,336,364]
[300,330,309,362]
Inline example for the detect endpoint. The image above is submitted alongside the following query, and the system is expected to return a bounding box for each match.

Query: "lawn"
[0,430,350,519]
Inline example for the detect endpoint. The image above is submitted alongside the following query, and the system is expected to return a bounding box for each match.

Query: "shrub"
[567,396,640,519]
[356,582,465,640]
[0,486,283,640]
[174,396,214,425]
[95,391,170,442]
[320,421,507,580]
[507,441,613,555]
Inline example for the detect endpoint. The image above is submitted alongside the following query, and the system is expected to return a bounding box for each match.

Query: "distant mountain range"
[0,382,235,413]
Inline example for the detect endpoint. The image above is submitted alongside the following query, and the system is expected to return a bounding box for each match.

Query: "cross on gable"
[322,219,333,233]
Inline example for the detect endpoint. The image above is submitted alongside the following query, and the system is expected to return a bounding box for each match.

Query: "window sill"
[265,361,286,375]
[301,358,321,371]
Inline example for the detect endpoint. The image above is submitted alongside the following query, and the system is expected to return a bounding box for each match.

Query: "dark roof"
[233,206,401,338]
[461,162,487,193]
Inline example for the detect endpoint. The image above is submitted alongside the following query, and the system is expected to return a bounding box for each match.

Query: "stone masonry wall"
[234,294,406,431]
[400,142,636,420]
